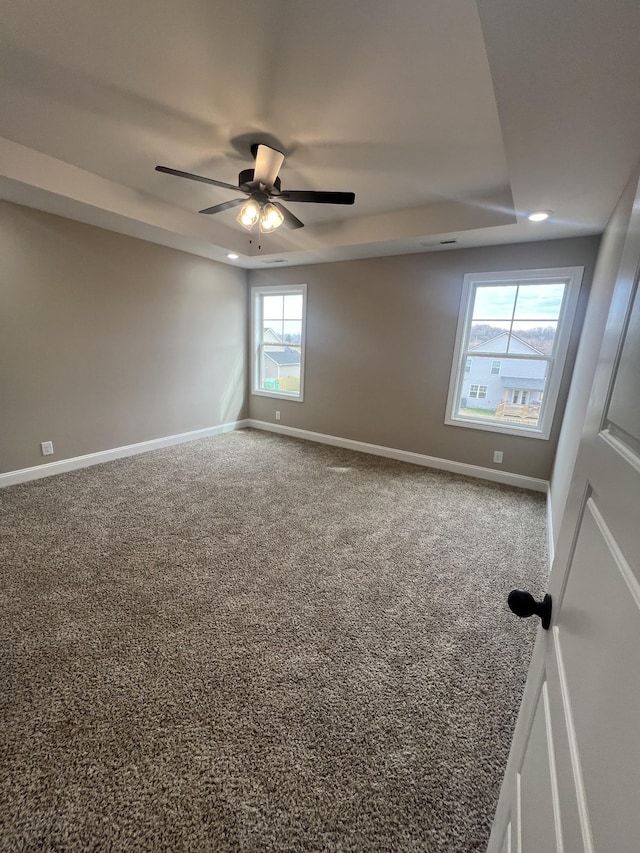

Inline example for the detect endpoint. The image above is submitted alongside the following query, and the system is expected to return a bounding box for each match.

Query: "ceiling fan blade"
[272,202,304,230]
[199,198,246,215]
[155,165,242,193]
[277,190,355,205]
[253,145,285,188]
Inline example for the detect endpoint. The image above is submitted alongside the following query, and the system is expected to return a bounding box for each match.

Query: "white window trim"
[251,283,307,402]
[444,267,584,439]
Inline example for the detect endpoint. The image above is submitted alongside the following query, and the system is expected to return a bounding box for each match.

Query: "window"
[469,384,488,399]
[251,284,307,401]
[445,267,583,438]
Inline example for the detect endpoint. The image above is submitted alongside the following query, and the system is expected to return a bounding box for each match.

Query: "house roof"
[469,332,544,355]
[264,348,300,366]
[500,377,545,391]
[1,0,638,268]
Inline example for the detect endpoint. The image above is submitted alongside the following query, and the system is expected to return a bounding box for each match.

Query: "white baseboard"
[0,419,249,488]
[246,420,549,493]
[3,417,550,496]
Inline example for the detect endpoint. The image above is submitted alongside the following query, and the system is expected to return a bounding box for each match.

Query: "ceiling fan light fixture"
[259,203,285,233]
[157,142,355,234]
[237,199,261,230]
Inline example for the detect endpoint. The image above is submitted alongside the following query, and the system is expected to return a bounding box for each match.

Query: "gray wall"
[550,166,640,543]
[0,200,604,483]
[0,202,248,474]
[249,237,600,481]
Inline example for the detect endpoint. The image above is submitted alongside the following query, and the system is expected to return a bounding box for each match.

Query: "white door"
[487,179,640,853]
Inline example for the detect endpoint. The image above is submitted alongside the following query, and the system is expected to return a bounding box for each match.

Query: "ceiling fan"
[155,143,355,232]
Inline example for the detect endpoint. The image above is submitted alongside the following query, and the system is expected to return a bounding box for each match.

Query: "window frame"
[251,283,307,402]
[444,267,583,439]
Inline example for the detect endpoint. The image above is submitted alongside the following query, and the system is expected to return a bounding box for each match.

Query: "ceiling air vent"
[263,258,287,264]
[440,239,457,245]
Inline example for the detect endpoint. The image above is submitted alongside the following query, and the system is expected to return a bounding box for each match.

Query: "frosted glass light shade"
[236,199,261,230]
[259,202,285,233]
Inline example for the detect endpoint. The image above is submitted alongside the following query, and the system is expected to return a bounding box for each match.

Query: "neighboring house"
[462,333,546,416]
[263,327,284,345]
[263,346,301,381]
[262,328,301,382]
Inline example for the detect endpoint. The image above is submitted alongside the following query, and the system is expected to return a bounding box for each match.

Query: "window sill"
[444,414,550,440]
[252,389,305,403]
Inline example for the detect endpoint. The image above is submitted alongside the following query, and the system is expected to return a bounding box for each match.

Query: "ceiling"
[1,0,639,269]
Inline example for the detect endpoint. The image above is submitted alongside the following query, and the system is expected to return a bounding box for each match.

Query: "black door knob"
[507,590,552,630]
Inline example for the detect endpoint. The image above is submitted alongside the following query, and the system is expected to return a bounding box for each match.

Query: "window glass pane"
[259,345,301,395]
[262,294,284,320]
[282,320,302,344]
[500,357,548,385]
[459,357,500,411]
[468,321,511,351]
[514,284,565,320]
[472,285,517,320]
[263,319,283,342]
[455,356,548,428]
[510,321,558,355]
[283,293,303,320]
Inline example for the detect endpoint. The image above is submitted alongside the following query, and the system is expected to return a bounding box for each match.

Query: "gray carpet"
[1,429,546,852]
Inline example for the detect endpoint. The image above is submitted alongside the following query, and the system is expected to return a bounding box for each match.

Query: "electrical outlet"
[275,411,281,421]
[493,450,503,464]
[41,441,54,456]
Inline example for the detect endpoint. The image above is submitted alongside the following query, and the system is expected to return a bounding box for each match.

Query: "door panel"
[590,429,639,563]
[557,498,640,853]
[606,272,640,442]
[544,632,590,853]
[518,682,562,852]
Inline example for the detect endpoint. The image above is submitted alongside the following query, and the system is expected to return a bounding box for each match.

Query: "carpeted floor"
[1,429,546,852]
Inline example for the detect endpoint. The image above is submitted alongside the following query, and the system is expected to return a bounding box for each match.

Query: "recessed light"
[226,253,239,260]
[528,210,552,222]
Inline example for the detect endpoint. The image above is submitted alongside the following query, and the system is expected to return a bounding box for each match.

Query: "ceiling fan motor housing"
[239,169,281,192]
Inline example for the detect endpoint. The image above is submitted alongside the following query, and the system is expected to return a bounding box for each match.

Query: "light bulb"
[236,200,260,230]
[259,203,285,233]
